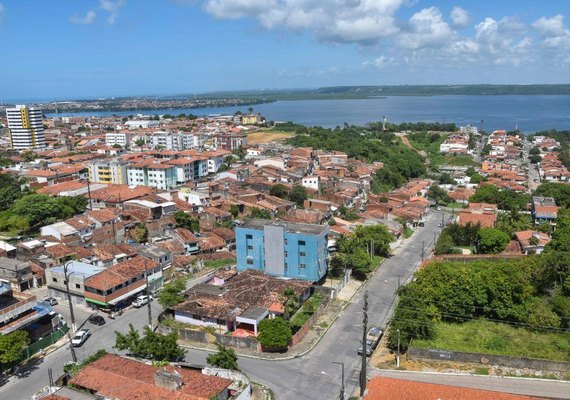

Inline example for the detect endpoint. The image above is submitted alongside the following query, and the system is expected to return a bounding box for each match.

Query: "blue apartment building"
[236,220,330,282]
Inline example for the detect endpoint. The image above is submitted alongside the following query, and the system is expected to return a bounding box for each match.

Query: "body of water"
[46,95,570,133]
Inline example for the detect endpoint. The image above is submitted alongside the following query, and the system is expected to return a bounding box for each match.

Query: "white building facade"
[6,105,46,149]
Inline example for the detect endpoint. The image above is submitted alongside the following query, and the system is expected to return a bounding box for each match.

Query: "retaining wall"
[408,347,570,372]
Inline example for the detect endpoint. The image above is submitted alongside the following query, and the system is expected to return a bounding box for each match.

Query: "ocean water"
[46,95,570,133]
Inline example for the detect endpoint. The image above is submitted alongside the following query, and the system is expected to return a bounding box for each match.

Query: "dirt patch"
[247,131,295,144]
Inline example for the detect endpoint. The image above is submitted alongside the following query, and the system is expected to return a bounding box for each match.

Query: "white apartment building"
[302,176,320,191]
[148,131,203,151]
[127,162,177,190]
[6,105,46,149]
[105,132,132,147]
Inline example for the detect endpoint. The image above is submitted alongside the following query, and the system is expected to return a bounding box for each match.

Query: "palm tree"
[280,288,299,320]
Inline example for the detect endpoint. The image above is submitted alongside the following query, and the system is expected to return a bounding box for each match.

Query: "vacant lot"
[247,130,295,144]
[413,320,570,361]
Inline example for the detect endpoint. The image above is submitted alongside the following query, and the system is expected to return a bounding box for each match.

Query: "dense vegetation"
[469,184,531,211]
[114,324,185,361]
[285,124,426,192]
[330,225,393,280]
[534,182,570,209]
[388,253,570,358]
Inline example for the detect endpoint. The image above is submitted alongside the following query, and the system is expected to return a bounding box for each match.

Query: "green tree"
[427,184,450,205]
[438,173,456,185]
[477,228,510,254]
[257,318,292,350]
[529,154,542,164]
[158,277,187,309]
[133,223,149,243]
[232,147,246,160]
[288,184,308,207]
[134,137,145,152]
[0,330,29,371]
[526,300,561,329]
[206,344,238,370]
[269,183,290,199]
[174,211,200,232]
[280,287,299,320]
[11,194,63,227]
[0,174,29,211]
[469,173,483,184]
[229,204,239,218]
[57,196,88,218]
[248,207,272,220]
[534,182,570,208]
[338,205,360,221]
[529,146,541,156]
[114,324,185,361]
[21,150,37,162]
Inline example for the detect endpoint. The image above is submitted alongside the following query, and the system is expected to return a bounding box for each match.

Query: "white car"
[71,329,91,347]
[132,295,151,308]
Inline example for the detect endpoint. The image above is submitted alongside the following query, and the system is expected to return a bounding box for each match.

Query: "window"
[247,245,253,250]
[284,239,288,245]
[284,251,288,257]
[246,234,253,240]
[52,277,57,283]
[246,258,254,265]
[298,240,306,246]
[299,263,306,269]
[75,283,81,289]
[299,252,306,257]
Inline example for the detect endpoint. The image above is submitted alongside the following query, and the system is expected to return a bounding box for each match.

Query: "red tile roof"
[364,377,545,400]
[458,211,496,228]
[70,354,231,400]
[85,256,158,291]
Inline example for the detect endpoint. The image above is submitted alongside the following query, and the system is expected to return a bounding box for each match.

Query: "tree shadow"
[14,357,44,380]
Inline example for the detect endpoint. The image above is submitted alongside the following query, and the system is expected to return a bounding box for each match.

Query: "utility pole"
[63,261,77,333]
[396,329,401,368]
[421,240,425,261]
[332,361,345,400]
[360,291,368,397]
[67,330,77,363]
[145,266,153,330]
[86,177,93,211]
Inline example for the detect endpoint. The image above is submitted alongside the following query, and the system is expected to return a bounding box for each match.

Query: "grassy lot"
[369,256,385,272]
[247,130,295,144]
[446,202,467,210]
[406,133,478,169]
[413,320,570,361]
[290,293,323,332]
[404,227,414,238]
[203,258,236,269]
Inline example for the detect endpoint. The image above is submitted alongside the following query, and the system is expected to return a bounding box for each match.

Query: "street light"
[332,361,345,400]
[396,329,401,368]
[63,261,77,333]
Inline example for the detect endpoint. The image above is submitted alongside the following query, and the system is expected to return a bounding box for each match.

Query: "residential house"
[0,257,34,291]
[46,261,104,306]
[515,230,552,255]
[83,256,161,309]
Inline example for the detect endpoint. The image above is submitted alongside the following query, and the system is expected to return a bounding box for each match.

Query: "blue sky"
[1,0,570,100]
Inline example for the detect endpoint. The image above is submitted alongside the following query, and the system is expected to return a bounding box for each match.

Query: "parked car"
[438,222,443,227]
[71,329,91,347]
[109,310,123,319]
[44,297,58,306]
[132,295,151,308]
[358,326,383,356]
[88,315,105,326]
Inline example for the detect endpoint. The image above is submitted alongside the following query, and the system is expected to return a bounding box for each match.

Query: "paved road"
[375,370,570,399]
[0,300,164,399]
[1,211,443,399]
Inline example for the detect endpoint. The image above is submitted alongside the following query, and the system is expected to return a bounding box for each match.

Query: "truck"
[358,326,383,356]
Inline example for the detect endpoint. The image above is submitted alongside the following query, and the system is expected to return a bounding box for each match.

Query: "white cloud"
[450,6,469,28]
[100,0,126,24]
[203,0,405,44]
[532,15,566,36]
[69,10,97,25]
[397,7,453,49]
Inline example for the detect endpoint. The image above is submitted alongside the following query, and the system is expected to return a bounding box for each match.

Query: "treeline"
[284,123,426,192]
[0,174,87,234]
[388,253,570,352]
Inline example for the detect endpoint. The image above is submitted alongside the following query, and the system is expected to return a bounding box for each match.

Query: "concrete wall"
[408,347,570,372]
[202,368,252,400]
[215,333,260,352]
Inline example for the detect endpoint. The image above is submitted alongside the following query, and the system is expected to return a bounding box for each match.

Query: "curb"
[375,368,570,384]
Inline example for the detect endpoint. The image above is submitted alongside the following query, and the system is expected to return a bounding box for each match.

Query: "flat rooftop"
[240,219,328,235]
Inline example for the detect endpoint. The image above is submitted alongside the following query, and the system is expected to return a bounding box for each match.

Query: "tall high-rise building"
[6,105,46,150]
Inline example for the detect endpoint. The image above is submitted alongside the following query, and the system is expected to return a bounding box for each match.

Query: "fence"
[289,303,326,347]
[22,325,69,360]
[408,347,570,372]
[158,323,260,352]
